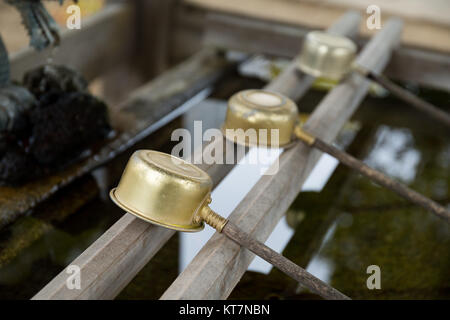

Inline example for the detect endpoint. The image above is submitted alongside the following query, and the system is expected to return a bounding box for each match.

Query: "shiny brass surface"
[194,205,228,233]
[294,126,316,146]
[110,150,213,232]
[222,89,299,147]
[297,31,357,81]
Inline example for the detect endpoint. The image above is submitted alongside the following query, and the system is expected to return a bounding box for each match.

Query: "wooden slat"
[203,12,307,58]
[203,12,450,92]
[9,3,135,82]
[265,11,360,100]
[32,10,362,302]
[186,0,450,53]
[161,18,403,300]
[0,49,232,230]
[32,137,241,300]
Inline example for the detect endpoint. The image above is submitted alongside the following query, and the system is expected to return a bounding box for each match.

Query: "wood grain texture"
[161,18,403,300]
[222,221,351,300]
[31,49,237,300]
[32,136,241,300]
[32,12,361,301]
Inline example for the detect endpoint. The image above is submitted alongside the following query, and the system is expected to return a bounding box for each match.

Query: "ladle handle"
[311,137,450,223]
[357,67,450,128]
[221,221,351,300]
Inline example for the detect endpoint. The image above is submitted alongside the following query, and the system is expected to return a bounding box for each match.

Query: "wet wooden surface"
[0,49,233,229]
[31,10,363,302]
[161,18,403,300]
[32,129,245,300]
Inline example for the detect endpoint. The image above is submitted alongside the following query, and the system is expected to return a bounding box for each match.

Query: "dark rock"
[29,91,111,166]
[0,145,38,185]
[0,85,36,135]
[0,65,111,185]
[23,64,88,100]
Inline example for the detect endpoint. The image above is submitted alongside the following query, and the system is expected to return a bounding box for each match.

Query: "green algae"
[230,88,450,300]
[0,71,448,300]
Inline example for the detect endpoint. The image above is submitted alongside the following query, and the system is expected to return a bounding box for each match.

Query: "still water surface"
[0,75,448,299]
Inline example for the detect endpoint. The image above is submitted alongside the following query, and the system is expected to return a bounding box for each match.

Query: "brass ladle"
[297,31,450,128]
[110,150,350,300]
[222,89,450,223]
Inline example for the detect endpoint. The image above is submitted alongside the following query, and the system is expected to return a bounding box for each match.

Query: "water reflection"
[365,126,421,183]
[179,109,359,274]
[231,111,449,299]
[246,153,343,275]
[180,146,283,272]
[0,68,448,299]
[305,256,335,287]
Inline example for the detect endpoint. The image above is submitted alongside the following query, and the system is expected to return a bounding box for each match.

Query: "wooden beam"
[9,3,135,82]
[187,0,450,53]
[203,12,307,58]
[0,49,232,230]
[161,18,403,300]
[31,51,239,300]
[386,47,450,92]
[32,10,362,302]
[32,137,241,300]
[203,12,450,92]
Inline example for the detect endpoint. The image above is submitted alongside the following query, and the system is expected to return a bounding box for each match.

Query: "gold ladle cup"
[110,150,350,300]
[296,31,450,128]
[221,89,450,222]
